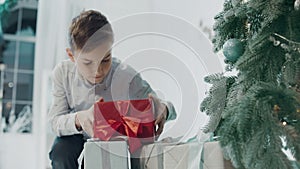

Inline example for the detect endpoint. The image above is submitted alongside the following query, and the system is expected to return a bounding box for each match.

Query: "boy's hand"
[148,94,168,137]
[75,97,103,137]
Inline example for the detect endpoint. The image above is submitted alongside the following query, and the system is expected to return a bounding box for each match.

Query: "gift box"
[201,141,234,169]
[93,99,155,153]
[139,142,201,169]
[139,142,169,169]
[84,140,129,169]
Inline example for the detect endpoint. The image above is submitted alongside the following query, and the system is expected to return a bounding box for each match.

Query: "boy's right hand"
[75,97,103,137]
[75,106,94,137]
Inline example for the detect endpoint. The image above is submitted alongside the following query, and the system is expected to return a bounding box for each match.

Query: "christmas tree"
[201,0,300,168]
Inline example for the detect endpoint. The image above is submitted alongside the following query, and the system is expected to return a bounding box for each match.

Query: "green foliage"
[215,83,300,168]
[200,73,236,132]
[0,0,17,14]
[0,0,17,28]
[201,0,300,168]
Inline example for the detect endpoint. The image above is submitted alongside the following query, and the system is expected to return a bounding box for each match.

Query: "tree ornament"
[295,0,300,10]
[273,105,280,111]
[222,38,245,62]
[280,117,288,126]
[282,121,287,126]
[273,40,280,46]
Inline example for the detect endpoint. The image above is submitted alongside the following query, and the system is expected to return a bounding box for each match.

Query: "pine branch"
[204,0,300,168]
[285,125,300,161]
[201,74,236,133]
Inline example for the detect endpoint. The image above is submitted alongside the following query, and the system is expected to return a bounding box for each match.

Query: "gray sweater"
[48,57,177,137]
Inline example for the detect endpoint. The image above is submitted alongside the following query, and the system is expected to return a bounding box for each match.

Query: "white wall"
[0,134,37,169]
[97,0,224,140]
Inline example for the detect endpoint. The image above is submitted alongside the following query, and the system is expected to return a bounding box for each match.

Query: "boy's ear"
[66,48,75,62]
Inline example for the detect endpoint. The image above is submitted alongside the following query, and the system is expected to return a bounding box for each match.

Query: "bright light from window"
[0,0,5,5]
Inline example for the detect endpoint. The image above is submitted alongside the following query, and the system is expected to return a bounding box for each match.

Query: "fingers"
[148,93,166,117]
[96,97,104,102]
[82,120,94,137]
[84,97,103,137]
[148,93,159,108]
[155,120,165,136]
[86,109,95,137]
[89,97,101,113]
[77,110,95,137]
[149,93,167,136]
[156,126,164,136]
[155,113,166,136]
[155,112,162,125]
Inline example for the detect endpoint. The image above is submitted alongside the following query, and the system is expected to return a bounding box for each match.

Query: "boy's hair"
[69,10,113,52]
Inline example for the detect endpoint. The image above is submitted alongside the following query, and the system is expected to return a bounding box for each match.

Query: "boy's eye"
[101,55,111,63]
[83,61,92,65]
[101,58,111,63]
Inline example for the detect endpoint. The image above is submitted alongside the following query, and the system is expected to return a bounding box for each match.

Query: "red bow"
[93,99,155,153]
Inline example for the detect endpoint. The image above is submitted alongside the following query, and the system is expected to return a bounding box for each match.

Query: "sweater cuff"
[66,113,83,135]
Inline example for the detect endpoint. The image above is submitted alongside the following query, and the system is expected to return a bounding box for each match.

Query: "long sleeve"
[129,73,177,121]
[48,63,81,136]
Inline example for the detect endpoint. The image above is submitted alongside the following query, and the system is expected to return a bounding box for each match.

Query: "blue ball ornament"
[222,38,244,62]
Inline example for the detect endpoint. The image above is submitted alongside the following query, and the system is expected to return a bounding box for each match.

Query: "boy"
[48,10,177,169]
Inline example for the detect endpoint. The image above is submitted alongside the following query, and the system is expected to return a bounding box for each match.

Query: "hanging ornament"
[222,38,245,62]
[273,40,280,46]
[282,121,287,126]
[280,117,288,126]
[295,0,300,10]
[273,105,280,111]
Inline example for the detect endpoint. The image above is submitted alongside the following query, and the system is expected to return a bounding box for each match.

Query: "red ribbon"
[93,99,155,153]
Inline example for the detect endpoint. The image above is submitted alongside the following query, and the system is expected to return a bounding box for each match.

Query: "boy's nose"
[95,65,103,75]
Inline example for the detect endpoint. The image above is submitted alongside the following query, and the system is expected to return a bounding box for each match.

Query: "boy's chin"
[88,78,104,84]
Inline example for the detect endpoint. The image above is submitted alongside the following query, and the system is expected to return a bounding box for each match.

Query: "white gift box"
[201,141,234,169]
[139,142,168,169]
[84,140,129,169]
[140,142,201,169]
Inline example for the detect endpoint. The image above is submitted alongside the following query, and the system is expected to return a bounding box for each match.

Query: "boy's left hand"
[148,94,168,136]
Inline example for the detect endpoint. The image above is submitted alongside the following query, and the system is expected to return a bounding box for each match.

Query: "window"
[0,0,38,133]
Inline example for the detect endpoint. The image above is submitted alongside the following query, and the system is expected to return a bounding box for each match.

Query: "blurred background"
[0,0,223,168]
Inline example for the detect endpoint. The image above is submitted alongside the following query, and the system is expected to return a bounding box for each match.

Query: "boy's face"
[67,42,113,84]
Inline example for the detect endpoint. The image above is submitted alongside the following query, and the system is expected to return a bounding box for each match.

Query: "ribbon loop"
[93,99,155,153]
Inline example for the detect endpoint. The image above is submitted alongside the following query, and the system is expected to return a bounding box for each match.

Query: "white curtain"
[34,0,85,168]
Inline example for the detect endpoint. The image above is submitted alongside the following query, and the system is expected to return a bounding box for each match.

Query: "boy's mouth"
[91,76,104,83]
[94,75,104,80]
